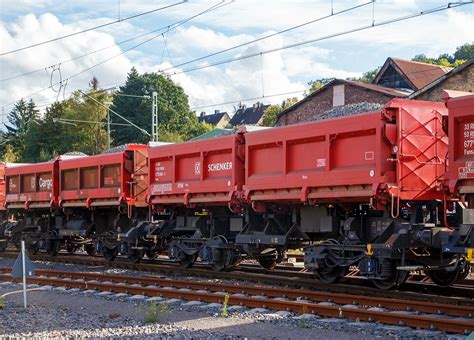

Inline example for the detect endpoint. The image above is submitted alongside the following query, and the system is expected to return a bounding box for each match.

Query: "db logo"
[194,162,201,175]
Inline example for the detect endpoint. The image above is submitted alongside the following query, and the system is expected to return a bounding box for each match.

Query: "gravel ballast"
[0,256,471,339]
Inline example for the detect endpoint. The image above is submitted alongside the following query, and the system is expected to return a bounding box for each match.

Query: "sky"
[0,0,473,118]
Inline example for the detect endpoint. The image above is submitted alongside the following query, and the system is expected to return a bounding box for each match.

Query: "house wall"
[276,84,393,126]
[412,64,474,102]
[215,114,230,129]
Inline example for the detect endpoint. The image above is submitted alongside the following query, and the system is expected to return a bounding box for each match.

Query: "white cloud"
[0,13,133,111]
[0,0,472,119]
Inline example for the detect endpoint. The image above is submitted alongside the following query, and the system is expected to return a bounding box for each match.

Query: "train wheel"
[27,242,40,255]
[0,239,8,252]
[427,269,460,287]
[460,263,471,280]
[127,249,145,263]
[372,266,408,290]
[66,242,77,255]
[85,244,96,256]
[315,266,343,284]
[210,249,226,272]
[145,249,157,259]
[256,256,277,270]
[102,247,118,261]
[179,254,196,268]
[46,240,60,256]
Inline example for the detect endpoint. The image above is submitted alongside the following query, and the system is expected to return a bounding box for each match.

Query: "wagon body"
[243,99,448,204]
[5,161,58,209]
[58,145,148,208]
[148,133,245,206]
[444,92,474,196]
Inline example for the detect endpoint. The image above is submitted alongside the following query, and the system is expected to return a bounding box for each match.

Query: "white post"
[107,107,111,150]
[21,240,27,309]
[152,91,158,142]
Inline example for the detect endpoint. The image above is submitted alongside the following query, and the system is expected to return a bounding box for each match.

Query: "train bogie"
[0,94,472,289]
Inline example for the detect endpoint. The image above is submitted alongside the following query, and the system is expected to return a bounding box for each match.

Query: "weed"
[220,294,230,318]
[298,304,308,328]
[140,302,172,324]
[0,296,4,309]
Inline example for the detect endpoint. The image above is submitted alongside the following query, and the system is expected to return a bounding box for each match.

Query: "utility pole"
[152,91,158,142]
[102,102,114,150]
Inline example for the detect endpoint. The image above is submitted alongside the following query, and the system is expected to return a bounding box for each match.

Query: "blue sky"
[0,0,473,116]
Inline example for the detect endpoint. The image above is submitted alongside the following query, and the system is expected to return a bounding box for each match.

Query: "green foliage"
[2,99,39,162]
[307,78,334,94]
[261,97,299,127]
[1,88,111,163]
[454,43,474,61]
[0,296,4,309]
[141,302,172,324]
[220,294,230,318]
[348,68,380,83]
[111,67,209,144]
[411,43,472,67]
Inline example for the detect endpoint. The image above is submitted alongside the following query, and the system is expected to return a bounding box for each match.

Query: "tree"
[261,97,299,127]
[111,68,210,144]
[3,99,39,162]
[454,43,474,61]
[353,68,380,83]
[411,43,472,68]
[21,89,112,162]
[307,78,334,94]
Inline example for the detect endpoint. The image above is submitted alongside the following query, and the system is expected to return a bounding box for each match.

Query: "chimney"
[214,109,220,114]
[200,112,205,118]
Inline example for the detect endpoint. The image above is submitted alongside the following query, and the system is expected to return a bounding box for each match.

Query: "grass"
[0,296,4,309]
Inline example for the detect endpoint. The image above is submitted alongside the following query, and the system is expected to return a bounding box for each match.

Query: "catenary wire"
[0,1,230,111]
[163,2,472,77]
[0,0,232,83]
[0,1,187,56]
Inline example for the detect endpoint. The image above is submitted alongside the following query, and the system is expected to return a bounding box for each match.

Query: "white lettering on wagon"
[459,161,474,180]
[151,183,172,194]
[207,162,232,172]
[463,123,474,156]
[39,178,53,190]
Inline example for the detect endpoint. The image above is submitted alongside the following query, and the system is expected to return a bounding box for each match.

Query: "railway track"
[1,250,474,303]
[0,268,473,334]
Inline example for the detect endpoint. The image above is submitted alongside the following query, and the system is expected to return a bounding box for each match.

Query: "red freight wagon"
[58,144,148,209]
[5,161,58,209]
[0,163,5,212]
[243,99,448,207]
[443,91,474,197]
[148,133,245,207]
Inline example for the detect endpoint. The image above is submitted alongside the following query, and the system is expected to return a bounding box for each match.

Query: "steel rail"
[1,251,473,302]
[0,273,473,334]
[11,268,474,318]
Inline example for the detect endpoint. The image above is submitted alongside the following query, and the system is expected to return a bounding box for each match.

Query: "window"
[333,85,345,107]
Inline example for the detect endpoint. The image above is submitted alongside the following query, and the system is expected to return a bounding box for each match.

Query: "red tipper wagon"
[5,160,59,209]
[148,132,245,208]
[0,163,6,211]
[243,99,448,211]
[443,90,474,197]
[58,145,148,210]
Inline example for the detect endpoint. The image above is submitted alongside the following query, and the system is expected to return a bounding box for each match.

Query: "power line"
[190,89,307,111]
[163,2,472,77]
[0,1,230,111]
[79,90,150,136]
[3,2,470,113]
[0,0,231,83]
[159,1,374,73]
[0,1,187,56]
